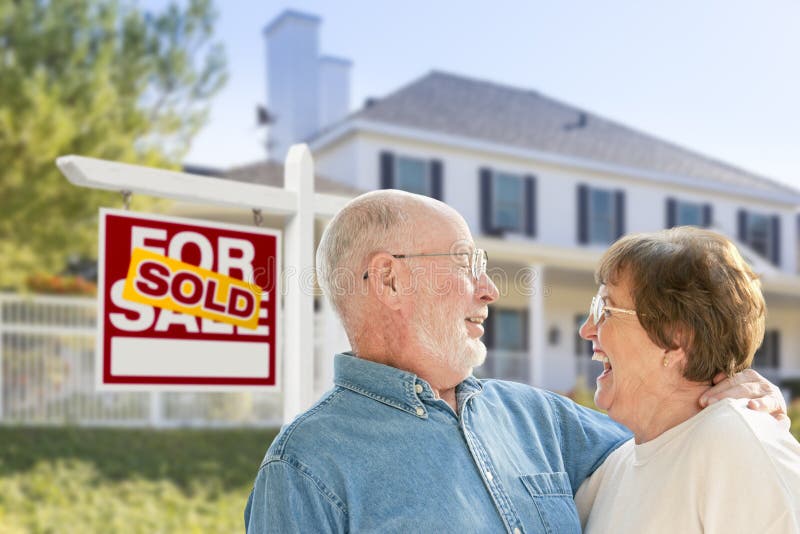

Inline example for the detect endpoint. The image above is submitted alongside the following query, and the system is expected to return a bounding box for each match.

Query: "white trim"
[527,263,545,387]
[56,155,349,218]
[310,119,800,206]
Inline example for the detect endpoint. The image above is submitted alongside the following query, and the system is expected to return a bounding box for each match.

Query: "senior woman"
[574,226,800,533]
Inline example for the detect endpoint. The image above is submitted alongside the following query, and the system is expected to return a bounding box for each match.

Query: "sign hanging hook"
[252,208,264,227]
[121,190,132,210]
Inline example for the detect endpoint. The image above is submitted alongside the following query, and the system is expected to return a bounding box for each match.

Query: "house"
[188,10,800,399]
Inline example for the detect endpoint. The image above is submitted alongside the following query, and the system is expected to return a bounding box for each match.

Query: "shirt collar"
[333,352,482,418]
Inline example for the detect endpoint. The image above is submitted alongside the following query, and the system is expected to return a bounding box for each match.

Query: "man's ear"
[366,253,403,310]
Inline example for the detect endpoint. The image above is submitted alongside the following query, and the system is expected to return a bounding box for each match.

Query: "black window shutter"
[577,184,588,244]
[480,168,496,235]
[771,330,781,368]
[614,190,626,239]
[524,175,537,237]
[484,308,495,349]
[702,204,713,227]
[666,197,677,228]
[737,210,748,242]
[771,215,781,267]
[429,159,443,200]
[380,152,394,189]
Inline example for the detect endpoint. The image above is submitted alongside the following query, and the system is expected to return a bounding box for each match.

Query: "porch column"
[527,264,546,387]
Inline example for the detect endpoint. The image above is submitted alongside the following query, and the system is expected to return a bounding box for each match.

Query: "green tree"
[0,0,227,289]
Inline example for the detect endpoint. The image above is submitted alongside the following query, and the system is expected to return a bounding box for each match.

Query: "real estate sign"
[97,209,280,390]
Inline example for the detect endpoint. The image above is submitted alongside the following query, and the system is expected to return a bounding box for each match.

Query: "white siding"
[316,132,798,274]
[312,130,800,393]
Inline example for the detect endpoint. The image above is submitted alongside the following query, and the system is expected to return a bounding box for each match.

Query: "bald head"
[316,190,461,336]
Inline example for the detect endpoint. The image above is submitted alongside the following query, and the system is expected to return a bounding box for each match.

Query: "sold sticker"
[123,248,261,329]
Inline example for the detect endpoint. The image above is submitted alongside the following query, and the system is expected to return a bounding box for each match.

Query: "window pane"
[589,188,614,244]
[676,202,702,226]
[747,213,771,258]
[574,314,591,356]
[496,173,522,202]
[753,330,778,369]
[493,172,524,231]
[495,310,524,350]
[575,313,601,390]
[396,157,429,195]
[496,206,522,229]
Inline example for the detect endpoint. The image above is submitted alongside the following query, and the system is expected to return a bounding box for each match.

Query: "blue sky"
[165,0,800,191]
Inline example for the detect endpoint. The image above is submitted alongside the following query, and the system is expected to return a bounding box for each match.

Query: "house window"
[747,213,771,258]
[574,313,600,389]
[479,308,528,382]
[577,185,624,245]
[480,168,536,237]
[676,202,702,226]
[493,172,525,232]
[395,156,430,196]
[666,199,712,228]
[574,314,591,357]
[589,189,615,244]
[753,330,780,370]
[738,210,780,265]
[379,151,442,199]
[495,309,526,351]
[797,214,800,275]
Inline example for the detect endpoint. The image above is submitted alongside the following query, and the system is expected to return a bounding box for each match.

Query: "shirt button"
[485,470,493,481]
[415,384,423,394]
[415,407,424,416]
[513,528,521,534]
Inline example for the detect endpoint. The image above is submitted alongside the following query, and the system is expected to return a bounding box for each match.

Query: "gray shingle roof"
[349,71,798,199]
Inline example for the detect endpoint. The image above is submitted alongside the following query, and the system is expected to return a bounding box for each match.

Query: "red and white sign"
[97,209,280,390]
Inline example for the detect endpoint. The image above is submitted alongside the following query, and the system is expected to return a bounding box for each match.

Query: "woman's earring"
[663,355,669,368]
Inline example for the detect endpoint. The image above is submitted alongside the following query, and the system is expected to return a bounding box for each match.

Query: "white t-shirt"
[575,398,800,533]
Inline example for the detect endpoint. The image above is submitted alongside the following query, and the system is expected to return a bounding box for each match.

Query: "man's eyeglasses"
[363,249,489,282]
[588,294,638,324]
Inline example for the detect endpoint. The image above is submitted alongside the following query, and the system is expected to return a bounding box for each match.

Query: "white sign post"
[56,144,346,421]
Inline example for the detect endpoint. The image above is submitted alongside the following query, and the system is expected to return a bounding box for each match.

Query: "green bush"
[0,426,278,533]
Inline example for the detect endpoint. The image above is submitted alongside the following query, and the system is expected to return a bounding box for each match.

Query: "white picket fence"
[0,293,293,427]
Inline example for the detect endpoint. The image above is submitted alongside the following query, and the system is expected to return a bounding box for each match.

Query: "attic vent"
[564,111,588,131]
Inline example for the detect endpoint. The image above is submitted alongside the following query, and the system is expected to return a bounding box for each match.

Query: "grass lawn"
[0,426,278,533]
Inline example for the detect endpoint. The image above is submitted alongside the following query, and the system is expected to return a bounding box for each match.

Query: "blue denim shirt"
[245,353,630,533]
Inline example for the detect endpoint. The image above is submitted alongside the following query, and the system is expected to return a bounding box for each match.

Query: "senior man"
[246,190,786,533]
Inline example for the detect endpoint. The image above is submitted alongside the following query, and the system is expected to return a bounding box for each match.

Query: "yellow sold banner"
[122,247,262,329]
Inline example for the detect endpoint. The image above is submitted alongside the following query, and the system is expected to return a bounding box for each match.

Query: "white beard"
[411,293,486,373]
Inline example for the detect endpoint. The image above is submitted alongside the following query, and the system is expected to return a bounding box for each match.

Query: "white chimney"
[318,56,352,128]
[263,10,321,162]
[263,10,352,162]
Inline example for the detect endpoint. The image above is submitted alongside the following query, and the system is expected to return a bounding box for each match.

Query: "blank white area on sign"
[110,337,269,378]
